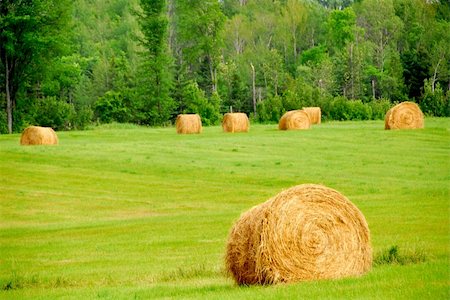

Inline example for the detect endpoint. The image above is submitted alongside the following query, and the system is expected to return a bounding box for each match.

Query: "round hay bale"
[225,184,372,285]
[302,107,321,124]
[176,114,202,134]
[384,102,424,130]
[20,126,58,145]
[222,113,249,133]
[278,110,311,130]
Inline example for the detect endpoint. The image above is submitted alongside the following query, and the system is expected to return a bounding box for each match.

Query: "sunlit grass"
[0,118,449,298]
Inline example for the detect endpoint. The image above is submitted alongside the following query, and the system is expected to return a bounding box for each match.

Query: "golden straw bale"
[278,110,311,130]
[302,107,321,124]
[176,114,202,134]
[222,113,249,133]
[384,102,424,130]
[20,126,58,145]
[225,184,372,285]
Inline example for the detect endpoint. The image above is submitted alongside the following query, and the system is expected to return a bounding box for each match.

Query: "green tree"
[137,0,175,125]
[355,0,405,100]
[174,0,226,94]
[0,0,72,133]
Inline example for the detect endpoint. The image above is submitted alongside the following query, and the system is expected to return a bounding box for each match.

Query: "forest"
[1,0,449,133]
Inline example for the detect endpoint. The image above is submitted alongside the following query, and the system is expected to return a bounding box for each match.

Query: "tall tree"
[0,0,72,133]
[174,0,226,94]
[137,0,175,125]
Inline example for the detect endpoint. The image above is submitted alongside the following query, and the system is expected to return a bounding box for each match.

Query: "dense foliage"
[1,0,449,132]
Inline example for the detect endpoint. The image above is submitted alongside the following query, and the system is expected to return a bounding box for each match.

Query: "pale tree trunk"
[372,79,376,100]
[208,55,217,93]
[350,43,354,99]
[5,54,13,134]
[431,56,442,93]
[250,63,256,118]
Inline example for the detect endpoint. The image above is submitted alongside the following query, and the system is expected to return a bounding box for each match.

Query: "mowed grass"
[0,119,449,299]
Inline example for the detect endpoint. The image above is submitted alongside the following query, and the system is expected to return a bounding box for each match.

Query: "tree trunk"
[208,55,217,93]
[432,57,442,93]
[5,54,13,134]
[372,78,376,100]
[250,63,256,118]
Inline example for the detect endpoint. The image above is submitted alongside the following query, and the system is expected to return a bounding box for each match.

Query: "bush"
[0,109,7,134]
[181,81,221,126]
[31,96,75,130]
[420,80,449,117]
[95,91,131,123]
[321,97,392,121]
[368,99,392,120]
[329,96,352,120]
[72,105,93,130]
[257,95,283,123]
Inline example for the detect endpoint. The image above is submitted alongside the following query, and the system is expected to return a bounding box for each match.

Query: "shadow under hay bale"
[302,107,321,124]
[176,114,202,134]
[20,126,58,145]
[225,184,372,285]
[222,113,249,133]
[384,102,424,130]
[278,110,311,130]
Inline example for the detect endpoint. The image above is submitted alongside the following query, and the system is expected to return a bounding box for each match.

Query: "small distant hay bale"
[278,110,311,130]
[176,114,202,134]
[302,107,321,124]
[20,126,58,145]
[222,113,249,133]
[225,184,372,285]
[384,102,424,130]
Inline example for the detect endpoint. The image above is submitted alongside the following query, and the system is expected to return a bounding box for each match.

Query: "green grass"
[0,119,449,299]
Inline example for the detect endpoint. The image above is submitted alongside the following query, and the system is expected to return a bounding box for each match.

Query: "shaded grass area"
[0,119,449,298]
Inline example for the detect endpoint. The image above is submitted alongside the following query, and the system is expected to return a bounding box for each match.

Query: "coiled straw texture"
[222,113,249,133]
[176,114,202,134]
[20,126,58,145]
[278,110,311,130]
[302,107,321,124]
[225,184,372,285]
[384,102,424,130]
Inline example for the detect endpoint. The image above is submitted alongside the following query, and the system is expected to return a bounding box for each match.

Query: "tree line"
[1,0,449,133]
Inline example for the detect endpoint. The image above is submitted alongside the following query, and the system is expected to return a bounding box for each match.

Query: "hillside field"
[0,119,449,299]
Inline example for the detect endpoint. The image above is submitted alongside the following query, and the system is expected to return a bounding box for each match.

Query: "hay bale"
[278,110,311,130]
[222,113,249,133]
[20,126,58,145]
[176,114,202,134]
[384,102,424,130]
[225,184,372,285]
[302,107,321,124]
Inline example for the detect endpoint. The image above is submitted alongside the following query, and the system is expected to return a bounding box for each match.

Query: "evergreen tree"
[137,0,175,125]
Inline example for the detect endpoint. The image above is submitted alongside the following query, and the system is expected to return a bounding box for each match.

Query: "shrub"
[257,95,283,123]
[368,98,392,120]
[181,81,221,126]
[420,80,449,117]
[72,105,93,130]
[31,96,75,130]
[0,108,7,134]
[95,91,131,123]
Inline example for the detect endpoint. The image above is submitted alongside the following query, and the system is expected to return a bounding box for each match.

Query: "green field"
[1,119,449,299]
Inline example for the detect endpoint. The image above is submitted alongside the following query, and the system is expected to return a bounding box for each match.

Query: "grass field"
[1,119,449,299]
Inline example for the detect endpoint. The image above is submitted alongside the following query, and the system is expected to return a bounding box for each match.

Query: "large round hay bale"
[20,126,58,145]
[176,114,202,134]
[278,110,311,130]
[222,113,249,133]
[302,107,321,124]
[384,102,424,130]
[225,184,372,285]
